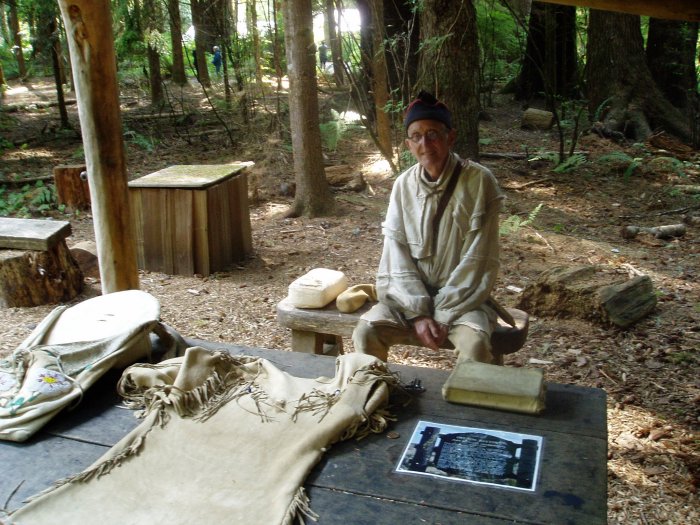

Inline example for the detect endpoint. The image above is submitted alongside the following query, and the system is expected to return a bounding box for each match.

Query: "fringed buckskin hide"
[10,347,396,525]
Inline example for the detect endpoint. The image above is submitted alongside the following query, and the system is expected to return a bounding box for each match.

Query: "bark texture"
[283,0,335,217]
[418,0,481,159]
[586,10,691,142]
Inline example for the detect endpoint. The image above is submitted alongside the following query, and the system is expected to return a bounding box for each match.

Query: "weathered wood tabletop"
[0,343,607,524]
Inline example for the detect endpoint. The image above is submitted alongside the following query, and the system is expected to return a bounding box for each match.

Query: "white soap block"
[287,268,348,308]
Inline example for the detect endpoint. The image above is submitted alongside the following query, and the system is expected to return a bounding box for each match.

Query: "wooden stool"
[276,298,529,362]
[0,218,83,307]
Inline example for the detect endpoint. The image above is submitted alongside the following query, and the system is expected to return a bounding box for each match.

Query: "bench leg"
[291,330,322,354]
[290,330,343,356]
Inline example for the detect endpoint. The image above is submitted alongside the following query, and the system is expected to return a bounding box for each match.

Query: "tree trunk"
[247,0,263,85]
[646,19,698,113]
[57,0,139,293]
[191,0,211,87]
[167,0,186,85]
[513,1,578,102]
[147,45,163,105]
[144,0,163,105]
[586,10,691,143]
[283,0,335,217]
[418,0,481,160]
[8,1,26,78]
[325,0,344,85]
[49,17,69,128]
[370,0,392,159]
[220,0,232,107]
[355,0,373,124]
[230,0,245,91]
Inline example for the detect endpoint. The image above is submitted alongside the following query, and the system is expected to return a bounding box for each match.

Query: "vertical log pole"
[57,0,139,292]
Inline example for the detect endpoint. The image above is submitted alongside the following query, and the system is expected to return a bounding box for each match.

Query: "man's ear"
[447,128,457,147]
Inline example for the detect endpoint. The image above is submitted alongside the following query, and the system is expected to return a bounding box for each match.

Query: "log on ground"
[516,265,657,328]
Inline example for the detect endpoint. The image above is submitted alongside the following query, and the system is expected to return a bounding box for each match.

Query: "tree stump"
[53,164,91,211]
[516,265,657,328]
[0,242,83,307]
[0,218,84,307]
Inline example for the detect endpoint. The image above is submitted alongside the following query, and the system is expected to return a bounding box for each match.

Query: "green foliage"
[70,146,85,160]
[597,151,642,181]
[476,0,523,88]
[123,130,155,152]
[0,137,13,153]
[528,150,585,172]
[553,153,586,173]
[500,203,543,236]
[319,110,347,152]
[593,97,613,122]
[398,150,415,172]
[667,351,697,366]
[0,181,60,217]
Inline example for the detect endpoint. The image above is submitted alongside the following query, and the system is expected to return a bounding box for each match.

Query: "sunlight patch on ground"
[4,148,58,160]
[361,155,393,178]
[339,110,362,123]
[5,86,30,95]
[256,202,290,220]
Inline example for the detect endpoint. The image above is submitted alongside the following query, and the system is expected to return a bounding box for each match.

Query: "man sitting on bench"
[353,91,505,365]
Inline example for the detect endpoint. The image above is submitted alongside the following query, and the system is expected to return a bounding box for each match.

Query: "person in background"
[352,91,504,366]
[212,46,222,76]
[318,41,328,70]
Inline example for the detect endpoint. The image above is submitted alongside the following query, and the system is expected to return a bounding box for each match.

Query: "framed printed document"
[396,420,543,492]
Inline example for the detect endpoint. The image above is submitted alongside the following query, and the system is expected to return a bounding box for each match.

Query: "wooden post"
[56,0,139,292]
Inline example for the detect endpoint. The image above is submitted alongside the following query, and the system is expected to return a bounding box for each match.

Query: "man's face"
[405,119,456,180]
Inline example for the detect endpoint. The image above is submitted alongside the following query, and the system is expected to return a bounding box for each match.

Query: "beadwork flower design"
[32,369,70,395]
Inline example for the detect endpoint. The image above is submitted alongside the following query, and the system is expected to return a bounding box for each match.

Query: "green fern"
[500,203,543,236]
[598,152,641,181]
[553,153,586,173]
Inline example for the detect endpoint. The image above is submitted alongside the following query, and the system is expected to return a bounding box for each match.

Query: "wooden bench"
[0,218,83,307]
[276,298,529,362]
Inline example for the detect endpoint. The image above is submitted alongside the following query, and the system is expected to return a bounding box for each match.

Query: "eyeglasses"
[407,129,445,144]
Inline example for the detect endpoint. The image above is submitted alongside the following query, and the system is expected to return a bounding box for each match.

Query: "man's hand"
[413,316,449,351]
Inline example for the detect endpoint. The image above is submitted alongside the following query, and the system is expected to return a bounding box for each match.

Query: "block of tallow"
[287,268,348,308]
[442,361,546,414]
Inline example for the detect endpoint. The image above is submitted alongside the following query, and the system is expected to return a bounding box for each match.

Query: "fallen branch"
[618,204,700,220]
[621,224,686,240]
[514,177,550,190]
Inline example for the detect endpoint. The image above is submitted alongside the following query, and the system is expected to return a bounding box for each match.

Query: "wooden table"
[128,163,254,276]
[0,344,607,524]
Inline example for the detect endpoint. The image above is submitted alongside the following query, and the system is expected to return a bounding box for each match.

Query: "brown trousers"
[352,320,497,364]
